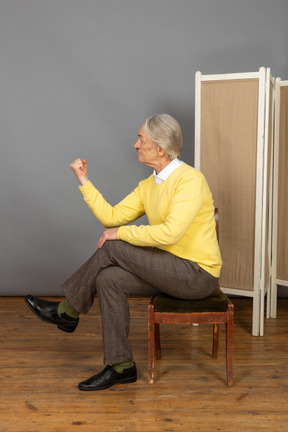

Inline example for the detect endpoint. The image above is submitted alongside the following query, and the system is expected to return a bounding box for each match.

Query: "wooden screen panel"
[265,82,274,287]
[276,86,288,280]
[200,79,259,291]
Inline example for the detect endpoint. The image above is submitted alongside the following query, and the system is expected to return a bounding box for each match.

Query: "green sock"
[113,361,134,373]
[57,300,79,319]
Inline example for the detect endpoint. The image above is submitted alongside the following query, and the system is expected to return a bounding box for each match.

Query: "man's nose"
[134,139,140,148]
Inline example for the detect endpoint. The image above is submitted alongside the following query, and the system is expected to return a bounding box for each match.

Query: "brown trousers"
[61,240,218,365]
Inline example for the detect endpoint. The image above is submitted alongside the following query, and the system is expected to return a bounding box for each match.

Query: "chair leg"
[226,305,234,386]
[212,323,220,358]
[148,303,155,384]
[155,323,161,359]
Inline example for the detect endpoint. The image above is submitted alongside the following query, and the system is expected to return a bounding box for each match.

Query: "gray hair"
[144,114,182,160]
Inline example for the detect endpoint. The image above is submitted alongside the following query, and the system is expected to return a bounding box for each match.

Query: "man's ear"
[157,145,166,157]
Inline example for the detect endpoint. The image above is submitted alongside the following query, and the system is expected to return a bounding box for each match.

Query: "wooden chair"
[148,209,234,386]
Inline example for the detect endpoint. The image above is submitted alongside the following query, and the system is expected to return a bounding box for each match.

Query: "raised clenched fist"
[70,158,89,186]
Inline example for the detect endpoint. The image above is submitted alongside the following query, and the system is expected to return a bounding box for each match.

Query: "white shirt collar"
[152,158,183,185]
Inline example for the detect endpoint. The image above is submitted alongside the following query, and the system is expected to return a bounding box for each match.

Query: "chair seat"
[153,287,229,313]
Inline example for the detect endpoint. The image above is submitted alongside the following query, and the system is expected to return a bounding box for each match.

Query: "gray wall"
[1,0,288,295]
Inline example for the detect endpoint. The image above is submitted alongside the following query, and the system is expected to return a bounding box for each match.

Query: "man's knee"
[103,239,136,258]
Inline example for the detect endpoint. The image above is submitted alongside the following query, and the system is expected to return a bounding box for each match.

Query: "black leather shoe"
[25,295,79,333]
[78,363,137,391]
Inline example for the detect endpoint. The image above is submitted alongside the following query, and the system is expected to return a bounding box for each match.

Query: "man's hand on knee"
[97,228,119,249]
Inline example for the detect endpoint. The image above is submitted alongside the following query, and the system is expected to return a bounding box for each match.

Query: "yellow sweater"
[79,163,222,277]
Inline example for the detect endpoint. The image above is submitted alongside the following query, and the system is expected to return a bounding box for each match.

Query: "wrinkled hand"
[70,158,89,185]
[97,227,119,249]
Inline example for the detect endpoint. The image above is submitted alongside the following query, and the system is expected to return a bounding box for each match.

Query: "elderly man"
[25,114,222,391]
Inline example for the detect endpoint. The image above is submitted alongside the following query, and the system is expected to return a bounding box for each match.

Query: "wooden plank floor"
[0,296,288,432]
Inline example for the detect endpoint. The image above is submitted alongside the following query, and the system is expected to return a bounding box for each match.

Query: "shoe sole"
[25,297,76,333]
[56,324,76,333]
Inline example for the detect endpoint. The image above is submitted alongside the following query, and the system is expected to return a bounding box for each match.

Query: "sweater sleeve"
[79,181,145,227]
[117,173,208,246]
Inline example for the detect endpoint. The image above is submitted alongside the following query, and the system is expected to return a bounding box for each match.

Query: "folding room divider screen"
[271,79,288,317]
[194,68,274,336]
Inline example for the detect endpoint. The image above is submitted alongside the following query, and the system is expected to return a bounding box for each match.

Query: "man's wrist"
[79,177,89,186]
